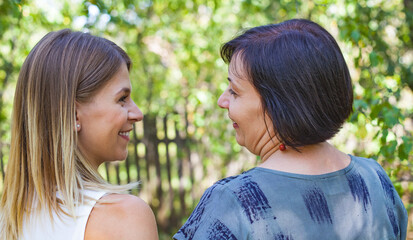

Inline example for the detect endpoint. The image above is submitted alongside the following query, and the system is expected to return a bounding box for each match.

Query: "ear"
[75,102,82,132]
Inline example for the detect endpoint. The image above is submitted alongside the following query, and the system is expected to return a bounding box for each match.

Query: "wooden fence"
[0,113,195,234]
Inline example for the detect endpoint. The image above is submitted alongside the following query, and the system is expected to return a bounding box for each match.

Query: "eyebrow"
[227,77,240,90]
[116,87,131,95]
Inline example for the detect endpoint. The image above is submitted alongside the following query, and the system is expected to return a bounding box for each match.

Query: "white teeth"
[119,132,130,136]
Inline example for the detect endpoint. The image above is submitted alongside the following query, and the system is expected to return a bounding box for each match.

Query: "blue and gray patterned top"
[174,155,407,240]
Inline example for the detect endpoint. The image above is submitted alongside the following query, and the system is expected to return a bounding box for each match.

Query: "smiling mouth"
[118,130,132,140]
[228,115,239,129]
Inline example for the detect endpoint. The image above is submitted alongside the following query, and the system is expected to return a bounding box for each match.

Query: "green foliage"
[336,0,412,166]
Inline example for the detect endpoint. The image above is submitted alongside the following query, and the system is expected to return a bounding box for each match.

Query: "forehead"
[92,64,131,98]
[106,63,130,85]
[229,53,248,78]
[229,53,254,89]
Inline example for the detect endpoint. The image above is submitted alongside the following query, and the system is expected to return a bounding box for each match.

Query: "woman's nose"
[217,90,229,109]
[128,100,144,123]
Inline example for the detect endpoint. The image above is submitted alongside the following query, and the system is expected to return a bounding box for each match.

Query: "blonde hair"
[0,29,138,239]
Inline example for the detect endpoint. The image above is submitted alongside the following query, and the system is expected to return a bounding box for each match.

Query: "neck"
[258,138,282,162]
[78,147,101,171]
[247,130,282,162]
[258,141,351,175]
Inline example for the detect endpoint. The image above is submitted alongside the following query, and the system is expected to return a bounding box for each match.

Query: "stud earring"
[279,143,286,151]
[76,124,80,128]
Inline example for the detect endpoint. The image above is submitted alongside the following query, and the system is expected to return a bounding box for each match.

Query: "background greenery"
[0,0,412,239]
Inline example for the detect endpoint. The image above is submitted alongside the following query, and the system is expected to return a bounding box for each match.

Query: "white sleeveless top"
[21,190,106,240]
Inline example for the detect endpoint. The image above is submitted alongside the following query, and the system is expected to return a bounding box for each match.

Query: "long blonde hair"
[0,29,138,239]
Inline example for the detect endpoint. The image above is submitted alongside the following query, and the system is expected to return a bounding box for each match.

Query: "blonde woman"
[0,29,158,240]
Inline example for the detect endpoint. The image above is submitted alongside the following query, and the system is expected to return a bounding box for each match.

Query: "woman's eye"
[229,89,237,96]
[119,96,127,102]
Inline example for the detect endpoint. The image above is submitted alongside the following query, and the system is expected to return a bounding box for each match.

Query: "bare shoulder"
[85,194,159,240]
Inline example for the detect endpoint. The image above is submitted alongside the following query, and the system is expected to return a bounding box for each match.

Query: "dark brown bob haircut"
[220,19,353,149]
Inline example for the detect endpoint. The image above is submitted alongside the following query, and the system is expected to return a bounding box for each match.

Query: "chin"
[108,154,128,162]
[119,151,129,160]
[235,135,244,146]
[110,158,126,163]
[114,148,128,158]
[115,156,128,161]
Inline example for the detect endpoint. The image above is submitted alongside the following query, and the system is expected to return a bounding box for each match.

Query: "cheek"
[245,107,268,135]
[113,108,129,125]
[103,112,126,131]
[101,105,126,120]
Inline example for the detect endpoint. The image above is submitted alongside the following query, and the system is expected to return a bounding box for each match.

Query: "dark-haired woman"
[174,19,407,239]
